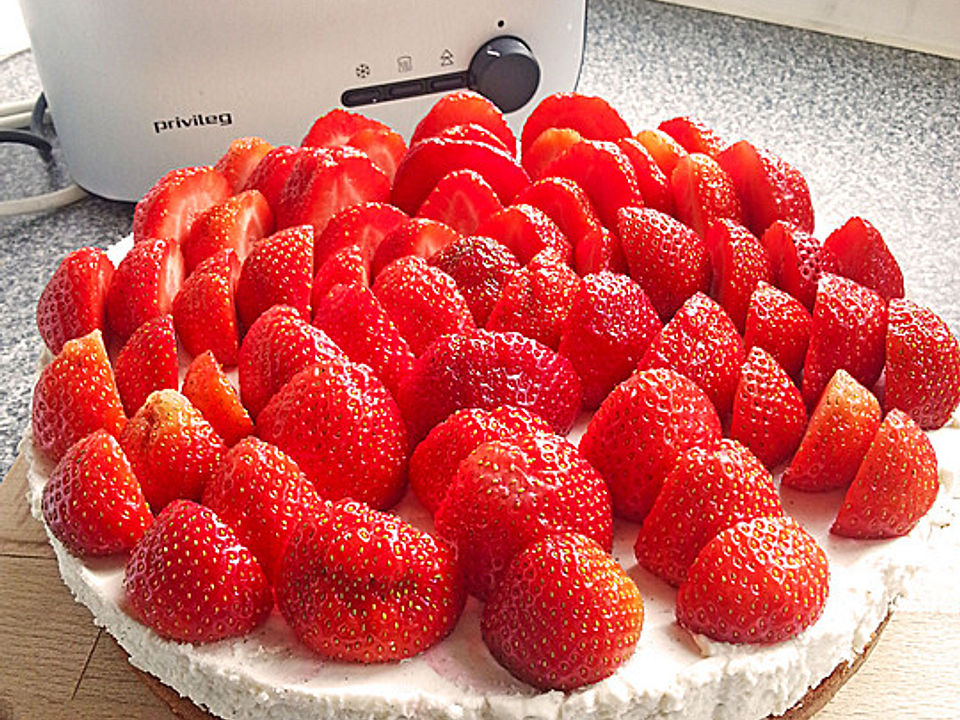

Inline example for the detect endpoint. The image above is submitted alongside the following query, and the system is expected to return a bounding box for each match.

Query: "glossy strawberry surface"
[37,246,114,355]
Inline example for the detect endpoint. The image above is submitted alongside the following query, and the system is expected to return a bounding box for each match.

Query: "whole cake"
[22,90,960,720]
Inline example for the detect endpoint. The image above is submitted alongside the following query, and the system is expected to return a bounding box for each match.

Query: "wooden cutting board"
[1,452,957,720]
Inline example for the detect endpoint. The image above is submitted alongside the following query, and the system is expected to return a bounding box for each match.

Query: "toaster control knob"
[468,36,541,113]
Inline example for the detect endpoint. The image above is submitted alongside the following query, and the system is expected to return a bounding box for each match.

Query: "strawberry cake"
[21,90,960,720]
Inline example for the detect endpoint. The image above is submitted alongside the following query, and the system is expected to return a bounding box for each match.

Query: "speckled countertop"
[1,0,958,474]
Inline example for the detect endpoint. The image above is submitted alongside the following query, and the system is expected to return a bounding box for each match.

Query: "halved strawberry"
[180,189,274,274]
[415,168,503,235]
[31,330,126,461]
[105,237,184,345]
[214,136,274,193]
[433,123,512,153]
[242,145,306,211]
[617,206,711,320]
[743,280,812,382]
[474,203,572,265]
[520,92,631,159]
[616,137,675,215]
[571,225,626,276]
[37,246,114,355]
[301,107,406,182]
[782,369,882,491]
[114,314,178,416]
[832,409,939,538]
[310,243,370,307]
[821,217,904,301]
[670,152,742,238]
[513,176,605,254]
[410,90,517,155]
[180,350,254,446]
[658,116,726,158]
[634,128,688,177]
[884,298,960,429]
[635,439,783,586]
[760,220,828,311]
[132,166,231,245]
[172,249,242,366]
[41,429,152,557]
[704,218,771,332]
[235,225,314,328]
[344,125,407,184]
[427,235,521,325]
[521,127,584,179]
[124,499,272,643]
[313,201,408,272]
[370,217,461,278]
[579,367,722,523]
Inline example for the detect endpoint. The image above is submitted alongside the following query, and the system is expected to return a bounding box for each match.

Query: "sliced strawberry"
[760,220,828,311]
[391,137,530,215]
[658,116,726,158]
[114,314,178,416]
[242,145,306,211]
[729,346,808,469]
[884,298,960,429]
[427,235,521,326]
[580,367,722,522]
[132,166,231,245]
[310,243,370,308]
[415,169,503,236]
[172,249,242,366]
[397,330,582,443]
[635,439,783,586]
[31,330,126,461]
[474,203,572,265]
[616,137,675,215]
[410,90,517,155]
[180,350,254,446]
[180,189,274,274]
[257,356,409,509]
[558,271,662,410]
[482,532,643,691]
[704,218,771,332]
[782,369,882,491]
[214,136,274,193]
[37,246,114,355]
[743,280,812,382]
[572,225,627,276]
[235,225,314,328]
[370,217,461,278]
[832,409,940,538]
[435,431,612,600]
[520,92,631,159]
[513,176,605,252]
[670,152,742,238]
[124,499,272,643]
[802,274,887,408]
[345,126,407,183]
[105,237,184,345]
[301,107,406,182]
[821,217,904,301]
[676,516,829,644]
[634,128,688,177]
[521,127,583,179]
[313,201,408,272]
[433,123,512,153]
[41,429,152,557]
[276,499,465,662]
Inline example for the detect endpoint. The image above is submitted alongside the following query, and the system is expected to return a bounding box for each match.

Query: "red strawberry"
[521,127,584,179]
[676,516,829,644]
[558,271,662,409]
[782,369,882,491]
[638,292,746,419]
[312,283,415,400]
[571,225,626,276]
[391,137,530,215]
[371,217,461,278]
[235,225,314,328]
[427,235,521,325]
[202,436,326,582]
[214,136,274,193]
[114,314,178,416]
[520,92,631,159]
[760,220,828,311]
[397,330,582,443]
[433,123,512,153]
[802,274,887,408]
[884,298,960,429]
[237,304,346,420]
[408,405,553,515]
[275,146,390,234]
[435,431,612,600]
[180,350,254,446]
[340,125,407,184]
[180,189,274,273]
[119,389,226,512]
[670,152,742,239]
[41,429,152,557]
[276,499,465,662]
[415,168,503,235]
[729,346,808,469]
[617,206,711,320]
[513,176,606,254]
[105,237,184,344]
[580,367,722,522]
[474,203,572,265]
[31,330,126,461]
[635,439,783,586]
[481,532,643,691]
[634,128,688,177]
[310,243,370,307]
[302,107,406,182]
[658,116,726,158]
[410,90,517,155]
[132,166,231,245]
[616,137,675,215]
[124,499,272,643]
[486,249,582,350]
[832,409,940,538]
[242,145,306,211]
[704,218,771,332]
[257,356,409,509]
[372,255,476,355]
[37,246,114,355]
[821,217,904,301]
[743,280,812,382]
[173,249,242,366]
[314,201,408,271]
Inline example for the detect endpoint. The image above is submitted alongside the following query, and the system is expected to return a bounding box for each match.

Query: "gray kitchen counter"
[1,0,958,474]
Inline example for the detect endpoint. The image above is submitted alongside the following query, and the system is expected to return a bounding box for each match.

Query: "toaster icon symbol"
[397,56,413,73]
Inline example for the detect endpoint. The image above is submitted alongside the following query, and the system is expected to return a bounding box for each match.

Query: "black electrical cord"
[30,92,48,136]
[0,93,52,160]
